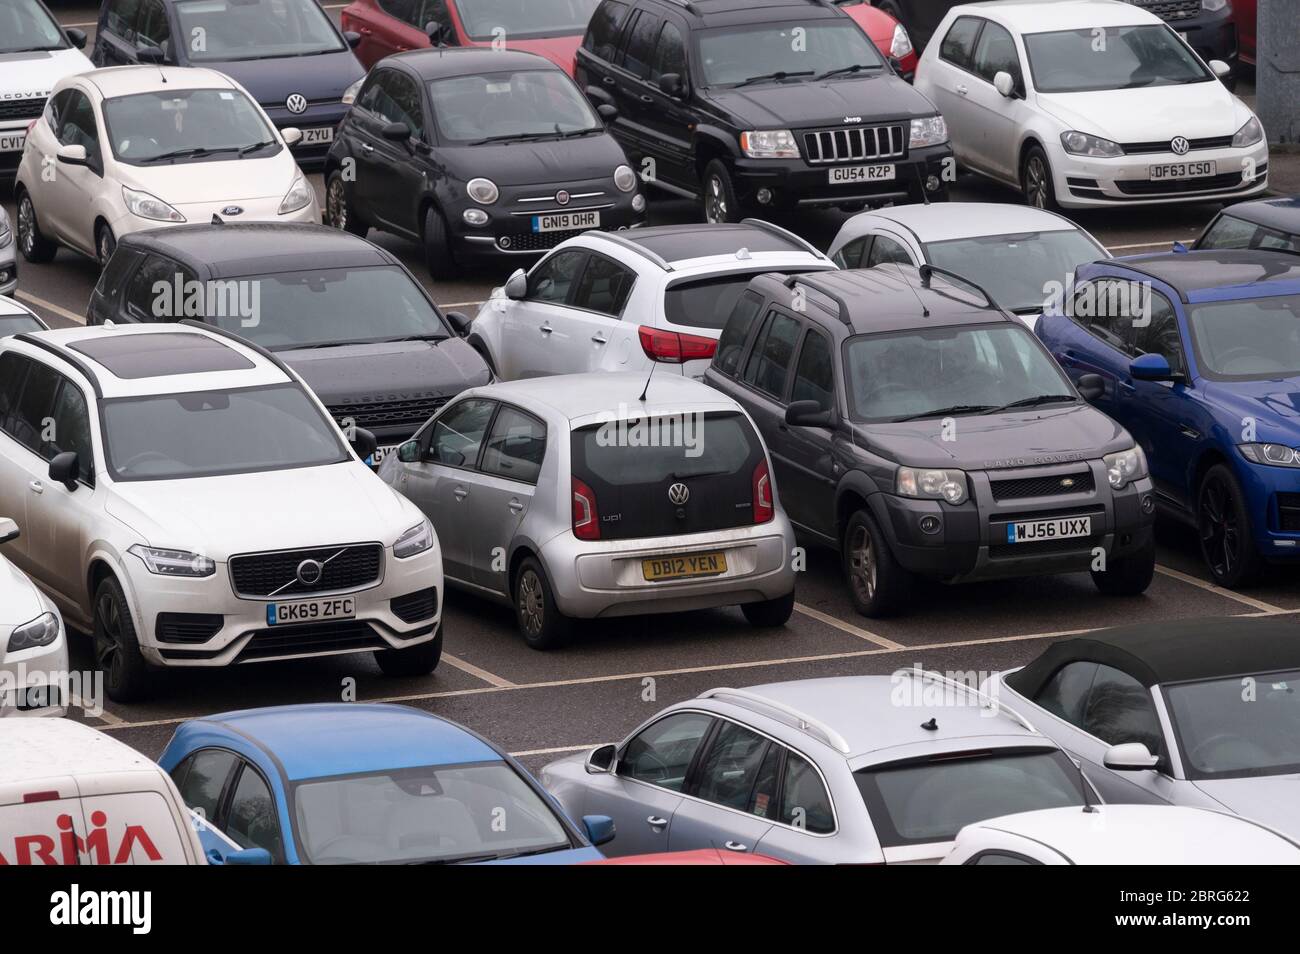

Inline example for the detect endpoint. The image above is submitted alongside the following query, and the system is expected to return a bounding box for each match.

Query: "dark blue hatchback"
[1036,249,1300,587]
[90,0,365,167]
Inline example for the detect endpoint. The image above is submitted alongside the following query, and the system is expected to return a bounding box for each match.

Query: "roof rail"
[739,217,828,259]
[591,230,675,272]
[916,263,1006,312]
[783,273,852,325]
[900,668,1038,734]
[700,687,852,754]
[13,333,103,398]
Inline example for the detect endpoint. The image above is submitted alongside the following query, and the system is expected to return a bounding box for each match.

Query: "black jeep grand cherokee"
[577,0,952,223]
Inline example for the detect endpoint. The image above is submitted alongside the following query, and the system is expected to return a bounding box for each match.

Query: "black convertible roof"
[1007,617,1300,694]
[1212,196,1300,235]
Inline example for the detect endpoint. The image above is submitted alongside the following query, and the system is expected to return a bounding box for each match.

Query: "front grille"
[1133,0,1200,20]
[1277,493,1300,533]
[989,537,1098,559]
[329,396,445,432]
[237,620,386,661]
[990,470,1095,501]
[1121,136,1234,155]
[391,587,438,624]
[230,543,383,598]
[0,97,44,121]
[156,612,223,644]
[499,229,586,252]
[1116,168,1263,196]
[803,124,906,164]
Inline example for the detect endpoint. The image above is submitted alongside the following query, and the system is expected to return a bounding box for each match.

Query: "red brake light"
[753,459,774,524]
[638,326,717,364]
[23,791,59,803]
[573,477,600,540]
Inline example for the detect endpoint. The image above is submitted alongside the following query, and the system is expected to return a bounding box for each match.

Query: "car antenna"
[638,356,657,402]
[1077,758,1098,814]
[893,262,929,318]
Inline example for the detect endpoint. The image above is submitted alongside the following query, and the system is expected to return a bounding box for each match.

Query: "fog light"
[925,175,941,191]
[756,187,774,205]
[919,515,941,535]
[1141,494,1155,515]
[0,270,10,284]
[499,236,512,250]
[632,194,646,213]
[462,208,488,226]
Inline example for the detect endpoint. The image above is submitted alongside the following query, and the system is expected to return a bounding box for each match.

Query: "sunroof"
[67,332,256,379]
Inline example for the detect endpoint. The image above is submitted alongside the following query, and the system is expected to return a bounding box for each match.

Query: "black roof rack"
[917,264,1005,313]
[13,333,103,398]
[591,230,675,271]
[783,274,851,325]
[740,217,827,259]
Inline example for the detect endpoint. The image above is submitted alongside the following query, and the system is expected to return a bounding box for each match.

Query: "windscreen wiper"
[815,63,877,81]
[733,70,814,88]
[239,140,276,156]
[987,394,1077,414]
[139,146,240,163]
[895,404,996,422]
[466,132,554,146]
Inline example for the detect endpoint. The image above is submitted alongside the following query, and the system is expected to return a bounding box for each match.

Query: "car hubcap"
[707,175,727,223]
[95,592,121,681]
[1027,158,1047,207]
[1199,477,1238,578]
[98,230,113,264]
[18,198,35,254]
[328,180,346,229]
[519,571,544,636]
[848,526,877,603]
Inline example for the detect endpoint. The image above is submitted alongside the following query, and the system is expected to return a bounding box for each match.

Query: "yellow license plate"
[642,552,728,581]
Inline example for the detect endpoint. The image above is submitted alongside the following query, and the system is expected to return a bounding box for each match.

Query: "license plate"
[1149,160,1216,180]
[533,210,600,233]
[829,164,895,184]
[299,126,334,145]
[368,444,397,467]
[0,133,25,153]
[1005,516,1091,544]
[267,596,355,625]
[642,552,728,581]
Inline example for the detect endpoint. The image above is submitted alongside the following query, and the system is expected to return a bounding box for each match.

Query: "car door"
[639,17,694,190]
[46,88,104,254]
[605,8,661,163]
[1047,278,1141,424]
[736,308,803,514]
[752,749,839,863]
[355,0,425,66]
[0,357,62,587]
[500,248,591,379]
[94,0,143,65]
[964,20,1026,181]
[576,0,634,118]
[768,325,839,536]
[669,719,776,855]
[222,759,286,863]
[369,69,429,236]
[565,252,637,372]
[924,16,984,167]
[468,405,547,593]
[0,352,36,563]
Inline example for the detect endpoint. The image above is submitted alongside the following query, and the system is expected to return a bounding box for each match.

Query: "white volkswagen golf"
[0,322,443,702]
[914,0,1268,209]
[14,66,319,268]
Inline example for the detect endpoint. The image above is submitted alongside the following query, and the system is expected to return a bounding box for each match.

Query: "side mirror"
[350,426,378,461]
[584,743,616,774]
[425,19,446,45]
[596,103,618,123]
[785,399,833,428]
[445,310,471,336]
[397,440,421,463]
[1172,241,1189,253]
[344,30,361,49]
[136,44,165,64]
[281,127,303,147]
[223,847,273,865]
[1130,352,1180,382]
[1075,372,1104,401]
[504,269,528,301]
[48,452,80,490]
[1103,741,1160,771]
[381,122,411,143]
[1209,59,1231,79]
[0,517,19,545]
[65,27,88,49]
[993,70,1016,98]
[582,814,616,847]
[56,144,88,167]
[657,72,683,97]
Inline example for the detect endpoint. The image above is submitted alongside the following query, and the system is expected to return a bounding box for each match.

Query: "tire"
[422,205,457,279]
[95,222,116,268]
[374,625,443,676]
[1091,537,1156,596]
[1197,464,1261,587]
[742,590,795,627]
[842,509,911,617]
[325,169,368,237]
[16,190,57,263]
[701,159,741,224]
[514,556,571,650]
[1020,145,1060,212]
[93,576,158,703]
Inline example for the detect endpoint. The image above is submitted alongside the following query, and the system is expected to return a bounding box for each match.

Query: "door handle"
[639,94,654,104]
[360,142,374,152]
[1118,379,1137,393]
[956,84,969,95]
[602,76,616,86]
[646,816,668,828]
[540,322,553,335]
[1180,425,1201,439]
[28,480,42,494]
[453,487,469,500]
[591,333,607,345]
[358,26,372,35]
[723,840,748,852]
[508,499,524,513]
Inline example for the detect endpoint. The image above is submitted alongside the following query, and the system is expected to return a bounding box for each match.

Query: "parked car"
[326,48,643,278]
[588,848,787,864]
[15,67,320,269]
[990,616,1300,840]
[159,703,616,864]
[0,323,444,701]
[1035,249,1300,586]
[468,220,834,382]
[575,0,951,223]
[943,805,1300,865]
[87,223,491,467]
[542,674,1096,863]
[0,297,48,336]
[914,1,1264,210]
[831,0,919,78]
[0,207,16,297]
[380,372,797,647]
[1192,196,1300,255]
[90,0,365,167]
[0,0,92,180]
[343,0,601,74]
[0,517,66,718]
[827,202,1110,326]
[1237,0,1256,70]
[704,266,1156,617]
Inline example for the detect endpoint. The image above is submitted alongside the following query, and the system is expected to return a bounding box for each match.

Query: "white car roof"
[840,202,1086,245]
[77,65,239,100]
[0,719,160,785]
[467,371,742,425]
[948,0,1160,33]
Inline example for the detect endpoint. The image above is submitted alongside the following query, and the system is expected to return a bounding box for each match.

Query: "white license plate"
[532,210,600,233]
[1005,516,1091,544]
[0,133,25,153]
[829,164,895,184]
[299,126,334,145]
[368,443,397,466]
[266,596,355,625]
[1149,160,1216,180]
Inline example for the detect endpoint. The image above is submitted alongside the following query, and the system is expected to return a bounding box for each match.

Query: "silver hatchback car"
[379,372,797,648]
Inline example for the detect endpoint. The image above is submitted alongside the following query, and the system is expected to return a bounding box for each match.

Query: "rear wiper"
[670,469,728,480]
[815,63,877,81]
[988,394,1077,414]
[895,404,996,421]
[733,70,814,88]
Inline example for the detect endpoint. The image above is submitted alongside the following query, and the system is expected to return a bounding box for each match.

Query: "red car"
[833,0,919,77]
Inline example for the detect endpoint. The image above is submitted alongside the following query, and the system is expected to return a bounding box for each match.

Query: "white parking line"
[794,602,904,650]
[72,696,124,725]
[1154,564,1287,614]
[442,652,515,688]
[509,744,600,758]
[17,291,86,325]
[1105,239,1188,251]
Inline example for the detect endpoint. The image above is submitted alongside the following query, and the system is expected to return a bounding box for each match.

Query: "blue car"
[1193,196,1300,256]
[158,703,615,865]
[90,0,366,167]
[1036,249,1300,587]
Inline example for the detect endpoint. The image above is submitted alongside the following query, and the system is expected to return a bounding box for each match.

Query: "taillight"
[753,459,774,524]
[638,325,717,364]
[573,477,600,540]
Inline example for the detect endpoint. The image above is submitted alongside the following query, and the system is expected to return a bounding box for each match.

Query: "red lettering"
[16,834,57,865]
[114,826,162,863]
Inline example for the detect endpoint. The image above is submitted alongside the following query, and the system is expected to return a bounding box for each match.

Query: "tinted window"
[584,0,630,60]
[134,0,169,52]
[529,250,587,304]
[865,235,912,267]
[748,743,782,819]
[713,290,763,375]
[1069,279,1141,354]
[939,16,981,70]
[428,399,495,468]
[11,360,61,452]
[743,311,801,398]
[666,272,799,332]
[652,21,686,82]
[0,353,31,438]
[780,752,834,833]
[1083,664,1163,756]
[174,749,237,822]
[1034,661,1098,726]
[694,721,771,811]
[619,712,713,791]
[105,0,142,39]
[620,10,660,79]
[1200,215,1300,255]
[226,765,282,859]
[972,21,1020,86]
[96,248,140,305]
[56,91,98,156]
[48,382,94,481]
[791,330,834,408]
[377,0,420,25]
[369,71,425,138]
[1130,291,1186,375]
[570,254,635,317]
[480,406,546,484]
[833,237,868,269]
[126,255,193,321]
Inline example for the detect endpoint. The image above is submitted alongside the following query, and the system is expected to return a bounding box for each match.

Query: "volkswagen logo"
[1060,477,1076,489]
[296,559,324,586]
[286,93,308,114]
[555,190,570,206]
[668,482,690,505]
[221,206,244,216]
[1170,136,1190,156]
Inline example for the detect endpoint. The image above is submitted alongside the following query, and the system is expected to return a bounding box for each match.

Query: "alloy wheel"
[518,570,544,636]
[327,178,347,230]
[706,175,727,223]
[848,525,877,604]
[94,591,123,683]
[97,229,114,266]
[18,197,36,256]
[1025,157,1049,208]
[1199,475,1239,579]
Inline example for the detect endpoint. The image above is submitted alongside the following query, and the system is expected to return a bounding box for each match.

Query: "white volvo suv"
[0,322,443,702]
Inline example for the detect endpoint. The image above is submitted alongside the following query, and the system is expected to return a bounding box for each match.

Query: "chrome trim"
[510,203,614,217]
[228,541,385,600]
[804,124,906,164]
[517,191,606,203]
[901,669,1038,733]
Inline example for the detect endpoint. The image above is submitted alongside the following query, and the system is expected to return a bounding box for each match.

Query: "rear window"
[665,272,792,331]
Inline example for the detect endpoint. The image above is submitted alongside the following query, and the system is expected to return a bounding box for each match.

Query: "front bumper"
[0,631,70,718]
[109,192,320,241]
[729,141,951,210]
[1053,140,1268,208]
[0,248,16,297]
[1235,458,1300,560]
[453,182,645,259]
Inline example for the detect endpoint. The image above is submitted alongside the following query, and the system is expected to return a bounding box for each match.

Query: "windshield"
[293,762,571,864]
[0,0,67,53]
[1186,293,1300,380]
[451,0,599,40]
[0,315,46,336]
[697,21,884,87]
[103,89,278,164]
[102,384,348,480]
[1199,214,1300,255]
[1166,671,1300,780]
[844,323,1074,421]
[175,0,345,61]
[924,231,1106,314]
[427,69,599,143]
[206,267,450,350]
[1024,25,1211,93]
[855,749,1088,847]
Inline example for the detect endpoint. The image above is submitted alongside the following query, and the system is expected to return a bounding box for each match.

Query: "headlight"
[462,208,488,226]
[740,130,799,159]
[278,173,313,214]
[122,186,186,223]
[909,116,947,148]
[897,467,968,505]
[1232,115,1264,148]
[0,219,11,249]
[1060,131,1123,158]
[341,77,364,106]
[1239,443,1300,467]
[394,519,434,559]
[1202,0,1228,10]
[7,611,59,652]
[467,177,499,204]
[613,164,637,193]
[890,23,913,60]
[1104,446,1148,489]
[128,544,216,577]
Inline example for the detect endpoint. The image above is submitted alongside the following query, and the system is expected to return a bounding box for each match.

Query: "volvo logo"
[668,482,690,505]
[221,206,244,216]
[286,93,308,114]
[1170,136,1190,155]
[555,190,570,206]
[296,559,324,586]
